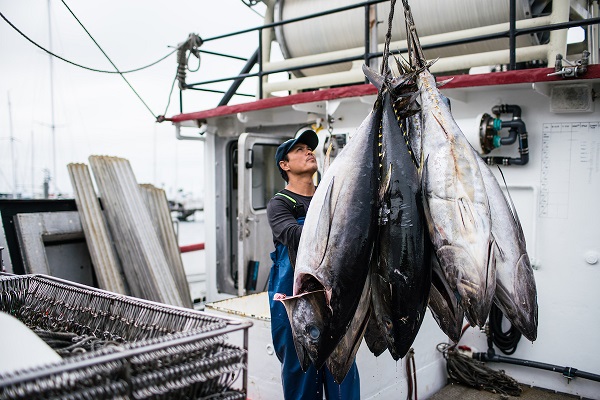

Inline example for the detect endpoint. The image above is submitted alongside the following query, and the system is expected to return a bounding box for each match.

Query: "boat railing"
[174,0,600,112]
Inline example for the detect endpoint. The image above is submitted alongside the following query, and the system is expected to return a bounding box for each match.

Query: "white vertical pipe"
[261,2,275,97]
[547,0,570,66]
[369,5,378,71]
[590,0,599,64]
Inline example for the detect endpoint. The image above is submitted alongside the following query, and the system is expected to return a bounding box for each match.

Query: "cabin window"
[251,143,281,210]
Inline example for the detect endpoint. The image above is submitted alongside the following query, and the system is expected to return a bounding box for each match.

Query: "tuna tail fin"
[363,64,385,90]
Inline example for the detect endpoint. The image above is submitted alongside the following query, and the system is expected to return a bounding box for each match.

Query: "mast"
[48,0,57,194]
[31,129,34,197]
[8,93,17,198]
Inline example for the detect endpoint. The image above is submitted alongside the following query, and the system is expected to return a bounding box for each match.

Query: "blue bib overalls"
[268,217,360,400]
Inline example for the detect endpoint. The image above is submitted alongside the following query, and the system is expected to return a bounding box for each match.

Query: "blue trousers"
[268,239,360,400]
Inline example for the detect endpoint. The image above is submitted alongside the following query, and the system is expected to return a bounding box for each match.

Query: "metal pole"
[509,0,516,70]
[8,93,16,198]
[259,29,264,99]
[48,0,57,194]
[364,4,371,70]
[179,89,183,113]
[218,49,259,107]
[243,326,249,396]
[590,0,599,64]
[369,4,378,70]
[31,129,34,197]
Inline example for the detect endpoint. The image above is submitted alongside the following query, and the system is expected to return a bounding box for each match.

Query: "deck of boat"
[429,383,590,400]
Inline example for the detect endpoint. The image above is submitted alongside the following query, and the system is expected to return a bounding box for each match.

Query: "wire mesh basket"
[0,274,251,400]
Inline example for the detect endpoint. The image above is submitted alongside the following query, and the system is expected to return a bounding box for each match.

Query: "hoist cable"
[161,69,179,120]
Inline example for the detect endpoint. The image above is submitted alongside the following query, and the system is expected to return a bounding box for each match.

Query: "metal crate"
[0,274,251,400]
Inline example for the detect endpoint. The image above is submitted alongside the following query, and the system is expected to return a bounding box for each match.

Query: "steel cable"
[59,0,158,119]
[0,11,176,75]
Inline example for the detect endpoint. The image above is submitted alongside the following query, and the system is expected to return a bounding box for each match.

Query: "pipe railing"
[175,0,599,111]
[180,243,205,253]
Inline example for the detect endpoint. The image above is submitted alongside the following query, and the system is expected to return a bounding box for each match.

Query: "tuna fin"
[418,129,426,175]
[457,196,478,231]
[323,141,333,175]
[436,77,454,87]
[392,54,410,75]
[491,234,505,261]
[421,156,440,241]
[314,178,335,269]
[326,308,370,383]
[496,166,524,235]
[363,64,384,90]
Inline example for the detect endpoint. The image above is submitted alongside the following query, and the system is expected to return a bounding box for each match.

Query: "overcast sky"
[0,0,266,201]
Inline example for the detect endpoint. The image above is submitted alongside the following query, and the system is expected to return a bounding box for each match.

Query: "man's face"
[280,143,318,177]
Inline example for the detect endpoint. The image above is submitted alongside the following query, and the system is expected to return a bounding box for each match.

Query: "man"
[266,129,360,400]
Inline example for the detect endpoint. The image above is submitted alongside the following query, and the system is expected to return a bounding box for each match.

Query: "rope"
[177,33,204,90]
[401,0,427,69]
[405,348,418,400]
[60,0,158,119]
[240,0,265,18]
[158,69,179,121]
[0,11,176,75]
[437,343,522,396]
[380,0,397,76]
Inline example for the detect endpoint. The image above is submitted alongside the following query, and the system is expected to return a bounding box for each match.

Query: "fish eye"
[307,325,321,340]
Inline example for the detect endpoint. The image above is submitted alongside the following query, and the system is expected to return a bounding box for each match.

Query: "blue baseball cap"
[275,129,319,174]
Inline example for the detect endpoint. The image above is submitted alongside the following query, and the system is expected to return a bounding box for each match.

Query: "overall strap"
[275,191,305,220]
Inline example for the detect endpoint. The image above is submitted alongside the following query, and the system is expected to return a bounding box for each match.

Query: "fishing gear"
[437,342,522,396]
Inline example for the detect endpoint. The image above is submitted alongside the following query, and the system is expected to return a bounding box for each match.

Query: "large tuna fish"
[363,65,431,360]
[476,159,538,341]
[279,90,383,369]
[402,0,495,327]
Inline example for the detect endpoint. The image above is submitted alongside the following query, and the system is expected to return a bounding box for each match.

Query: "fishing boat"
[2,0,600,399]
